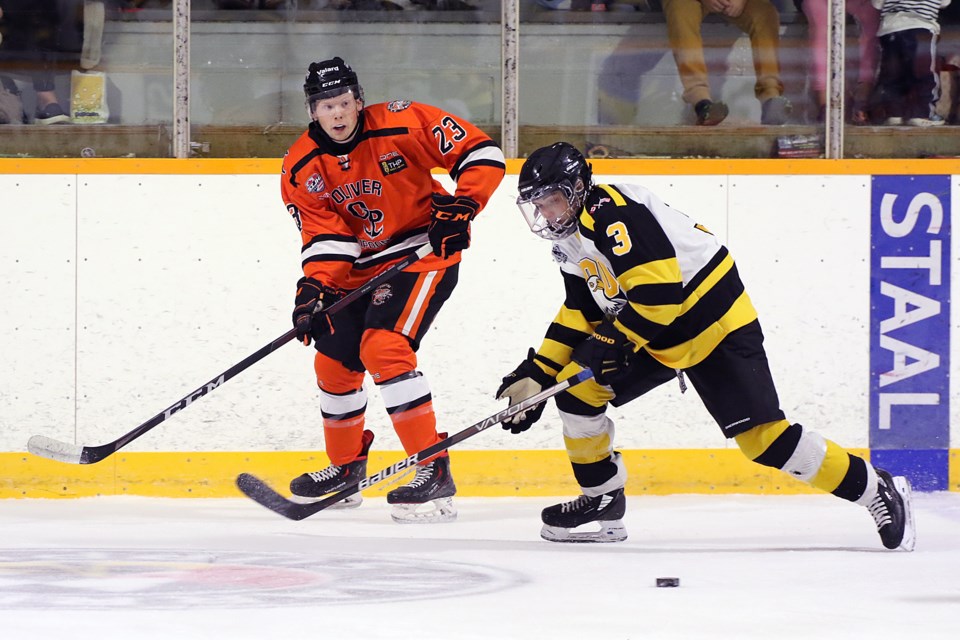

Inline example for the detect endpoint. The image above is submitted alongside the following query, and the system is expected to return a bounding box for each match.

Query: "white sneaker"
[907,115,946,127]
[884,117,904,126]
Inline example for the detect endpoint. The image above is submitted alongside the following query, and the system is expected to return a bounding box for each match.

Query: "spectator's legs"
[909,30,940,121]
[35,89,59,110]
[847,0,881,122]
[872,33,910,121]
[663,0,712,105]
[846,0,881,88]
[801,0,829,107]
[730,0,784,102]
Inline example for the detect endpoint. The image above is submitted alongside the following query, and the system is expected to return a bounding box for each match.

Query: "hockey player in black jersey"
[497,142,915,549]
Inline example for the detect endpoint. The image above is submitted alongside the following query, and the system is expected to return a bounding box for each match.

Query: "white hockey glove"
[495,348,557,434]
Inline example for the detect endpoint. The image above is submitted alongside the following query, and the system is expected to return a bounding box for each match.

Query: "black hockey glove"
[571,322,634,386]
[496,348,557,434]
[428,193,479,259]
[292,277,344,346]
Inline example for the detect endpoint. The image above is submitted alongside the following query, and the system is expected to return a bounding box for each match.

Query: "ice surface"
[1,493,958,640]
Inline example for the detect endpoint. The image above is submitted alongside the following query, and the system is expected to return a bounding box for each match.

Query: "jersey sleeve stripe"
[614,303,672,345]
[538,337,577,375]
[552,306,595,335]
[301,237,361,265]
[682,247,730,294]
[625,281,684,306]
[644,292,758,368]
[617,259,682,289]
[450,140,506,181]
[545,317,594,353]
[353,232,429,270]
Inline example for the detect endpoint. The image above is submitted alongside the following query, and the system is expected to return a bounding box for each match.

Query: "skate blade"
[893,476,916,552]
[390,497,457,524]
[287,493,362,509]
[540,520,627,543]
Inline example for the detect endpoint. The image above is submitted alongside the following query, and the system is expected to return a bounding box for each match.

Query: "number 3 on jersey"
[432,116,467,154]
[606,221,632,256]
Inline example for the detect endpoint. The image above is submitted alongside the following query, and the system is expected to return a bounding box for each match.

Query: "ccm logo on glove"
[428,193,480,259]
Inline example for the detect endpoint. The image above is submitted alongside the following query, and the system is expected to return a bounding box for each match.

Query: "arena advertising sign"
[870,175,951,490]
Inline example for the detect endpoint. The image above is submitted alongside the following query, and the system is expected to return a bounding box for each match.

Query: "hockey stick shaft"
[27,244,434,465]
[235,368,595,521]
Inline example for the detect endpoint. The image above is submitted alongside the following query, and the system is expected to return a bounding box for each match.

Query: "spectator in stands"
[870,0,951,126]
[797,0,880,124]
[0,73,26,124]
[662,0,793,125]
[0,0,71,124]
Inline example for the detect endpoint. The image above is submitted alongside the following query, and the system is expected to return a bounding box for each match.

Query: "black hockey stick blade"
[27,245,433,465]
[235,368,595,521]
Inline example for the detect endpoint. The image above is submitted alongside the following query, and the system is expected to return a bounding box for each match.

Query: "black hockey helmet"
[517,142,593,240]
[303,56,364,111]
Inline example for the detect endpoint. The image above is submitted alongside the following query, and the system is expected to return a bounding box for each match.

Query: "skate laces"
[560,495,591,513]
[307,465,342,483]
[405,463,436,489]
[867,481,893,528]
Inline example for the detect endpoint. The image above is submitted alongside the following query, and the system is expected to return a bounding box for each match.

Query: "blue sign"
[869,175,951,491]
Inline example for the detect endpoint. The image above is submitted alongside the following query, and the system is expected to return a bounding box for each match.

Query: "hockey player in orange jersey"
[281,56,505,523]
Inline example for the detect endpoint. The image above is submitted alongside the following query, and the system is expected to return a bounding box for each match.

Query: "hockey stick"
[235,368,595,521]
[27,244,434,465]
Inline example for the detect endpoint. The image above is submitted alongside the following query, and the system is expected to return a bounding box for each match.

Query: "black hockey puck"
[656,577,680,588]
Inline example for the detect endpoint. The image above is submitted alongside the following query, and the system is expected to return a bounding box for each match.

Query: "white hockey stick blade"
[27,435,84,464]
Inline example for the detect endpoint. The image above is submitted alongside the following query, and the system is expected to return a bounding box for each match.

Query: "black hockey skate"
[867,468,915,551]
[386,453,457,524]
[540,488,627,543]
[288,430,374,509]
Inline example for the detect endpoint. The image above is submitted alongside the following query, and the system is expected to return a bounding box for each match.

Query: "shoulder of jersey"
[365,100,439,127]
[283,130,318,168]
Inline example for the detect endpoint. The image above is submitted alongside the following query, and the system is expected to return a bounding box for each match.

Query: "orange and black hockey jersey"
[281,100,506,290]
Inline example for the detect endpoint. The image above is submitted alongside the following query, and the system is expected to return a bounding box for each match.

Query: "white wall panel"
[1,172,954,455]
[0,177,76,450]
[730,175,872,447]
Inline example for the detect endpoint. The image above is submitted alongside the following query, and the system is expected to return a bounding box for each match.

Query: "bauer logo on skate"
[162,375,225,420]
[869,174,951,490]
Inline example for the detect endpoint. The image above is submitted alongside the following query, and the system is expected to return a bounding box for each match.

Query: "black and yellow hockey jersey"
[534,182,758,376]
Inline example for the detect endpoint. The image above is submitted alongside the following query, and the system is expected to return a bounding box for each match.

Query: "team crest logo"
[551,245,568,263]
[387,100,411,112]
[306,173,325,194]
[371,284,393,306]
